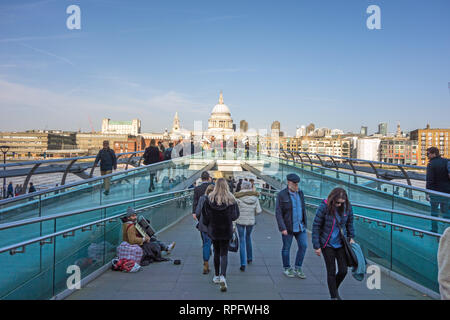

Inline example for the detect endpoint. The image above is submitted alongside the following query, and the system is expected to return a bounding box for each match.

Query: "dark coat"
[192,182,212,214]
[95,148,117,171]
[163,147,173,160]
[235,181,242,192]
[426,156,450,194]
[312,200,355,250]
[202,199,240,241]
[143,146,160,165]
[275,188,307,234]
[195,194,209,233]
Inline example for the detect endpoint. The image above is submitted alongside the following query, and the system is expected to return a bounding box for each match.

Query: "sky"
[0,0,449,136]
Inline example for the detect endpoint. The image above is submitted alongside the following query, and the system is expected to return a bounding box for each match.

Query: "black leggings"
[322,247,348,298]
[212,240,229,277]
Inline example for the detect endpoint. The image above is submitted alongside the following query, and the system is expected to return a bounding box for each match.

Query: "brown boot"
[203,261,210,274]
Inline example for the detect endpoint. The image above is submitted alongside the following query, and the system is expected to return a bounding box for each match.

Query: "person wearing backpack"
[94,140,117,196]
[143,139,161,192]
[312,187,355,300]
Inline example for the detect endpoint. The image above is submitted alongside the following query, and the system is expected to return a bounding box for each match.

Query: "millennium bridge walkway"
[0,150,448,300]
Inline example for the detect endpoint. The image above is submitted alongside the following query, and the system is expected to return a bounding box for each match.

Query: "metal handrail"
[258,190,443,238]
[280,149,427,171]
[304,202,442,239]
[0,150,145,168]
[259,190,450,224]
[0,194,191,255]
[260,154,450,199]
[0,188,193,231]
[0,153,203,205]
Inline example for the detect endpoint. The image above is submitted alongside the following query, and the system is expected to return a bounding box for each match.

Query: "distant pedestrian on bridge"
[235,178,243,192]
[164,142,174,161]
[28,182,36,193]
[94,140,117,196]
[312,187,355,300]
[425,147,450,233]
[202,178,240,292]
[7,182,13,198]
[143,139,161,192]
[275,173,308,279]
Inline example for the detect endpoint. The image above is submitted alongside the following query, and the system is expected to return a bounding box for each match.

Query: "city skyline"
[0,0,449,136]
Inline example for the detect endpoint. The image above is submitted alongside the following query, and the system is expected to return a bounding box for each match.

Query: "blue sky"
[0,0,449,136]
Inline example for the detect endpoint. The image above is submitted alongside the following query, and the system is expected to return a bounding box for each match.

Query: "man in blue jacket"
[94,140,117,196]
[275,173,308,279]
[425,147,450,233]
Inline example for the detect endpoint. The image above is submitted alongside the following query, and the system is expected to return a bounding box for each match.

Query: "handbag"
[228,228,239,252]
[336,221,358,268]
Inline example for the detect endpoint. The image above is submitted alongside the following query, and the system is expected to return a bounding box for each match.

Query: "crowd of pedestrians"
[3,181,35,199]
[191,170,359,297]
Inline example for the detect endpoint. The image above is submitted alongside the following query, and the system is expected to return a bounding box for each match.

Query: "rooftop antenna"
[88,115,95,133]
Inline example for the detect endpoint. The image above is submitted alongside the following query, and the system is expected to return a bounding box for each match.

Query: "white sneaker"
[213,275,220,284]
[219,276,227,292]
[283,268,296,278]
[166,242,176,253]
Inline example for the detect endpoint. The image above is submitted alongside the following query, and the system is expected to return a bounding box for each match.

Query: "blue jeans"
[201,232,212,262]
[236,224,254,266]
[281,231,308,269]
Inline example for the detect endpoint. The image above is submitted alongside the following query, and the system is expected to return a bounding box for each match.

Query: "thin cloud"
[0,34,80,43]
[199,68,245,74]
[190,14,248,24]
[0,79,211,131]
[88,75,141,88]
[129,91,210,114]
[18,43,74,66]
[0,0,56,10]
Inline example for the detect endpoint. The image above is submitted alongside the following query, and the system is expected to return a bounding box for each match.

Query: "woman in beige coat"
[235,181,262,271]
[438,227,450,300]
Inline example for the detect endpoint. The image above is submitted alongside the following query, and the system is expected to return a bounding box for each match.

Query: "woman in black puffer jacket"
[312,187,355,300]
[203,178,240,292]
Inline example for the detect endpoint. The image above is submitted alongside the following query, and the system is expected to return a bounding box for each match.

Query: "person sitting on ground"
[118,207,175,265]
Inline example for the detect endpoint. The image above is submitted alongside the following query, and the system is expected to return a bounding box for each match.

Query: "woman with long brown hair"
[202,178,240,292]
[312,187,355,300]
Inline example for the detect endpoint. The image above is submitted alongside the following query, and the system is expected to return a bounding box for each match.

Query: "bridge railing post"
[61,159,78,186]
